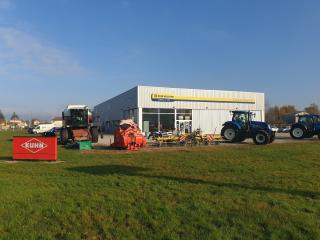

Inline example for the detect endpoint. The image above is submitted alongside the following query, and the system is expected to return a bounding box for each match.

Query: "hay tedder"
[150,129,223,147]
[112,119,147,150]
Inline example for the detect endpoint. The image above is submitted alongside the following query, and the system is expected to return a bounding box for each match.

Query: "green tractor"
[60,105,99,144]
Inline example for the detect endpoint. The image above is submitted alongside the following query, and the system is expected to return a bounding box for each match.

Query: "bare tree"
[0,110,5,124]
[304,103,320,114]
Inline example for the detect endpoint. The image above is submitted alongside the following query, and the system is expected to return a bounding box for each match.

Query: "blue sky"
[0,0,319,120]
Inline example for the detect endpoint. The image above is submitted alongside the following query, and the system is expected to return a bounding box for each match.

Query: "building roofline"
[136,85,264,95]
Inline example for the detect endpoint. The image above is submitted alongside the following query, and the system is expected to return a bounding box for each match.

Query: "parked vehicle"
[221,110,277,145]
[290,114,320,139]
[27,127,35,134]
[42,127,62,137]
[33,123,55,134]
[60,105,99,144]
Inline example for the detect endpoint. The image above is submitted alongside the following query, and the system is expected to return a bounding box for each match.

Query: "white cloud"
[0,27,87,78]
[0,0,13,9]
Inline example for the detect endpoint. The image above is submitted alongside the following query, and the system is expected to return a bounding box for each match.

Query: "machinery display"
[290,114,320,139]
[112,119,146,150]
[60,105,99,144]
[221,110,276,145]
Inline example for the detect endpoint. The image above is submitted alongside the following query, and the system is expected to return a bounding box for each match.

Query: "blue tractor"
[290,114,320,139]
[221,110,276,145]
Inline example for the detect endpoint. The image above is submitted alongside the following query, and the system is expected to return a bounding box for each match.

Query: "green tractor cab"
[60,105,99,144]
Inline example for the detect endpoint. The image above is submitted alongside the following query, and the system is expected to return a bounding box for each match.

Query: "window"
[142,114,158,133]
[177,109,192,120]
[177,109,192,114]
[160,114,174,131]
[160,109,174,113]
[143,108,158,113]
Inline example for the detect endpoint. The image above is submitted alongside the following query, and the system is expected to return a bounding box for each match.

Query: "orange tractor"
[112,119,146,150]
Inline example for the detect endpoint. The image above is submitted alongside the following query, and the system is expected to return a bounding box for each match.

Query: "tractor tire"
[60,128,69,144]
[290,126,305,139]
[91,128,99,143]
[269,133,276,143]
[253,131,270,145]
[318,134,320,139]
[221,126,239,142]
[237,135,246,143]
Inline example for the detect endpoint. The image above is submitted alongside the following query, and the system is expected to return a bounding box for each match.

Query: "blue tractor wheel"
[221,125,239,142]
[253,130,270,145]
[290,126,305,139]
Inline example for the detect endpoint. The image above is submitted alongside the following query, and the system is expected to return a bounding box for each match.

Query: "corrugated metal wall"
[94,86,265,134]
[93,87,138,132]
[192,109,263,133]
[138,86,264,111]
[138,86,264,134]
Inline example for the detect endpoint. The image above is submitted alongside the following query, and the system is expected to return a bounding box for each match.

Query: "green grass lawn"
[0,131,320,240]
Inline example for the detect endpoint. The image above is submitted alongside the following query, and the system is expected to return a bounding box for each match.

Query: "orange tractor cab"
[112,119,146,150]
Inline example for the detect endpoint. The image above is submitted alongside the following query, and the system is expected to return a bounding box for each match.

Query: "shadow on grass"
[0,156,12,161]
[68,165,320,199]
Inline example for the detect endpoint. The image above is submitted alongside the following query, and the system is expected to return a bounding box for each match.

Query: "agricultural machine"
[112,119,146,150]
[221,110,276,145]
[60,105,99,144]
[290,114,320,139]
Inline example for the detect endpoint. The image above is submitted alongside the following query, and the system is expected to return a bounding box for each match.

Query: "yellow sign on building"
[151,93,255,104]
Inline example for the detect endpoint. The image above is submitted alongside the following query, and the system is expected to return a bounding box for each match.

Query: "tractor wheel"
[60,128,69,144]
[318,134,320,139]
[237,135,246,143]
[269,133,276,143]
[91,128,99,143]
[290,127,305,139]
[253,131,270,145]
[221,126,238,142]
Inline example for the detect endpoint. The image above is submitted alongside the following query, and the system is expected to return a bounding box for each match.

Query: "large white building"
[94,86,265,135]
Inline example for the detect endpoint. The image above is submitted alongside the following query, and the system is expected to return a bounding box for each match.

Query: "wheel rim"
[224,128,235,140]
[292,128,303,138]
[255,133,266,144]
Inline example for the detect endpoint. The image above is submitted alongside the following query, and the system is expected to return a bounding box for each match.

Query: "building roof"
[52,117,63,121]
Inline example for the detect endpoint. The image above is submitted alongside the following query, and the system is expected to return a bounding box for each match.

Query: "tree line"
[0,110,20,124]
[266,103,320,124]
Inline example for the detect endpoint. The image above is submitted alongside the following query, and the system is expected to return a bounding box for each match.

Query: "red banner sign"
[13,137,57,161]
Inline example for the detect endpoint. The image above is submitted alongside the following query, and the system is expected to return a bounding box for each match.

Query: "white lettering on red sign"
[21,138,48,153]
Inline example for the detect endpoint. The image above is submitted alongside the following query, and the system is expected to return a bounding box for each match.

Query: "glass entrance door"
[177,120,192,134]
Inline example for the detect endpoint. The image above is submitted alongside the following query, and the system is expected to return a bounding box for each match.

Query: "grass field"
[0,131,320,239]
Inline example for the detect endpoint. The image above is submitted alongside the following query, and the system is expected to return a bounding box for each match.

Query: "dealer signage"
[13,137,57,161]
[151,93,256,104]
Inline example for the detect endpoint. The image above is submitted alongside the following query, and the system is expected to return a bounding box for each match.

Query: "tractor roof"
[298,113,320,117]
[231,110,253,114]
[66,105,88,110]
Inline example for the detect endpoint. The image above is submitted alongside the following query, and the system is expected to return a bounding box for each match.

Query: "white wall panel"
[94,85,265,133]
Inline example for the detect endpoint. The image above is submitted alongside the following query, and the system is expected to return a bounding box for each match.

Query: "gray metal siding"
[192,109,263,134]
[94,85,265,134]
[137,86,264,112]
[94,87,138,132]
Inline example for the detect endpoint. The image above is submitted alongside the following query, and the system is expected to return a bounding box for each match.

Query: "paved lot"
[93,133,320,149]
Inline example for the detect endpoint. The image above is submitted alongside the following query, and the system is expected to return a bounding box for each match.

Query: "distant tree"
[266,105,297,124]
[10,112,19,120]
[304,103,319,114]
[266,106,280,124]
[0,109,5,123]
[279,105,297,116]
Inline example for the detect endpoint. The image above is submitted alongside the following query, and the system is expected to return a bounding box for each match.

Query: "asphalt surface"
[94,133,320,148]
